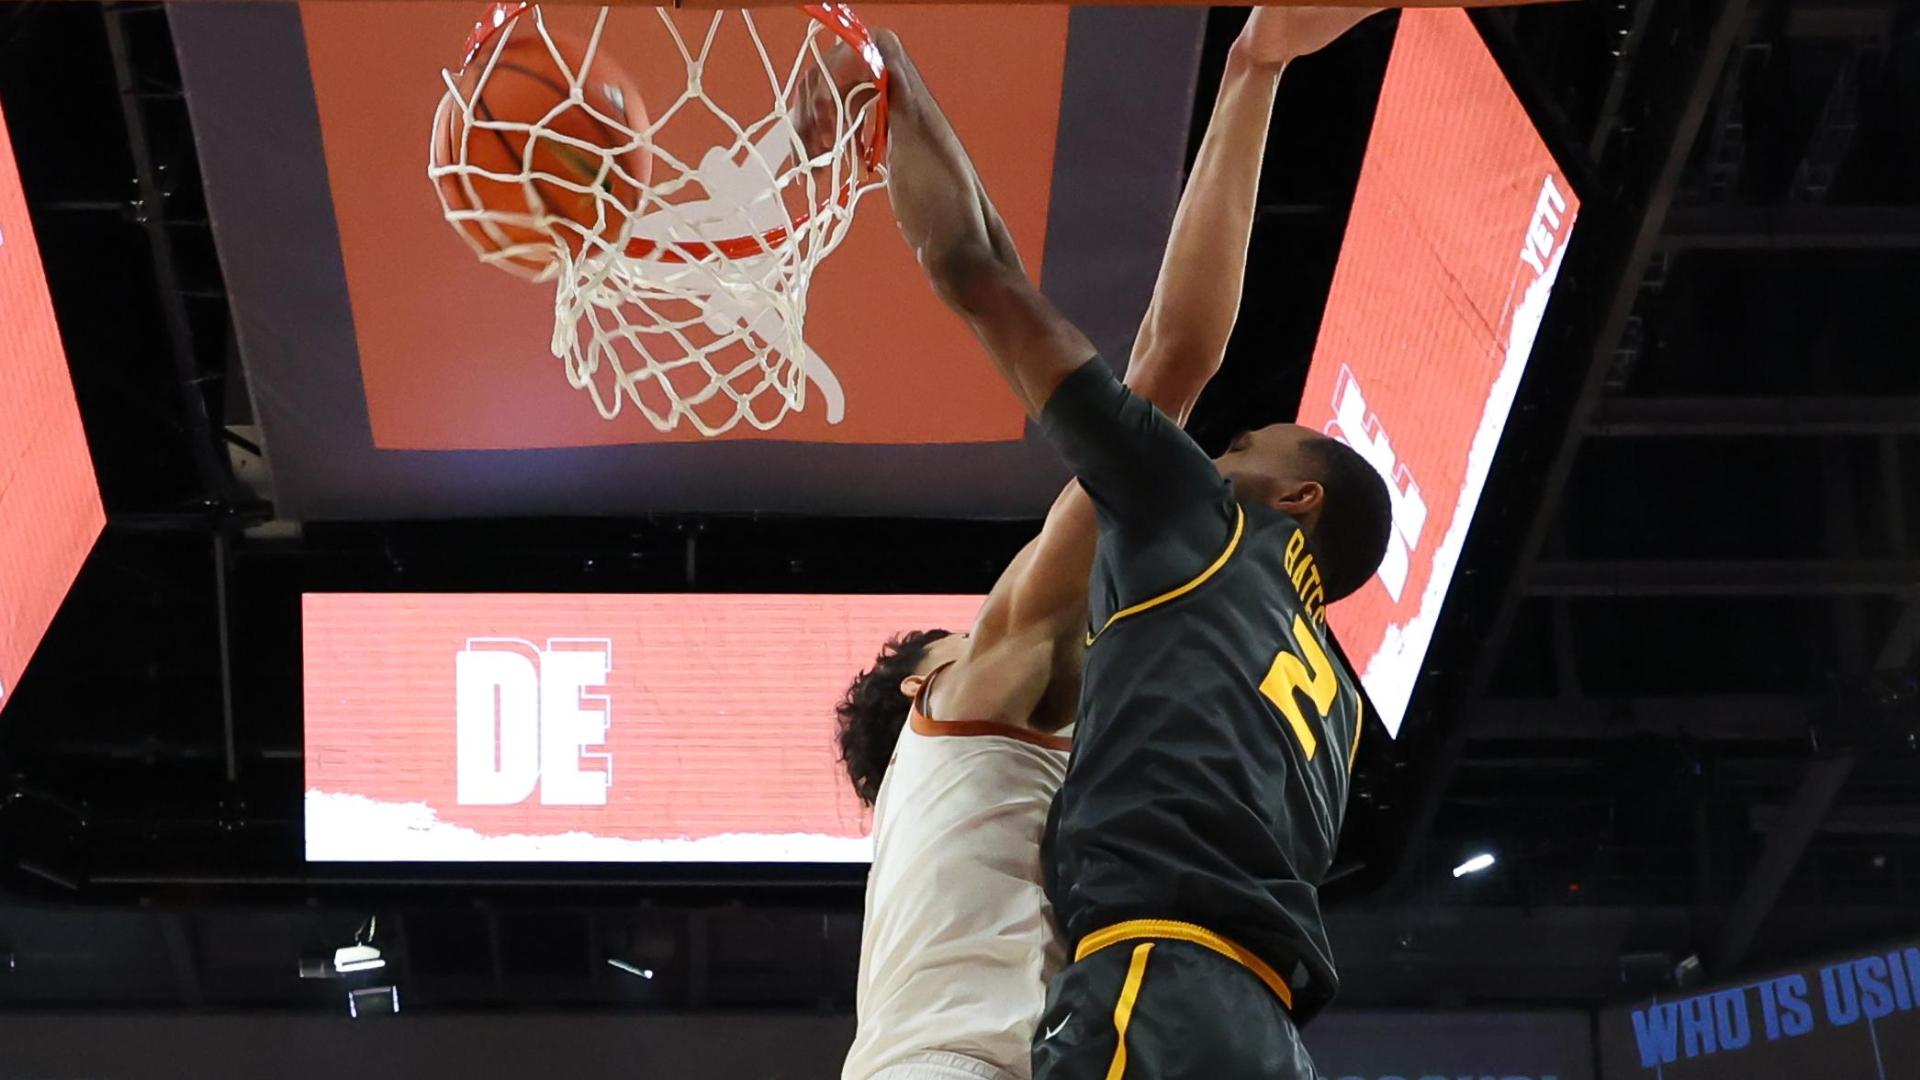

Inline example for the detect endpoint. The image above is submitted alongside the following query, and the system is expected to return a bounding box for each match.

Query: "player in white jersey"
[847,670,1073,1080]
[824,9,1377,1079]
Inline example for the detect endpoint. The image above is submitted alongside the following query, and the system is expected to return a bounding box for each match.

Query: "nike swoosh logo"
[1042,1014,1072,1041]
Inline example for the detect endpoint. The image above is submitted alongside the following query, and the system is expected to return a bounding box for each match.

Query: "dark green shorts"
[1031,937,1318,1080]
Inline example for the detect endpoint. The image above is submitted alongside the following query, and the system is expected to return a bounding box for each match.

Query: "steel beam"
[1587,0,1656,164]
[1530,559,1920,597]
[102,4,233,503]
[1878,598,1920,670]
[33,741,300,761]
[1882,437,1909,555]
[1471,9,1605,198]
[1695,39,1761,203]
[1787,46,1865,204]
[1390,0,1756,897]
[1662,206,1920,250]
[1710,599,1920,973]
[1589,396,1920,437]
[1474,694,1812,741]
[1711,756,1856,972]
[1749,804,1920,838]
[1784,3,1901,39]
[1818,384,1871,671]
[214,532,238,783]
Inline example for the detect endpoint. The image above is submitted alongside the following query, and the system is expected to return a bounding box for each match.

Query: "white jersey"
[843,675,1072,1080]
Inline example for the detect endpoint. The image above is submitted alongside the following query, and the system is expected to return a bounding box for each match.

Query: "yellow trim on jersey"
[1347,691,1365,774]
[1086,505,1245,646]
[1102,943,1155,1080]
[1076,917,1294,1012]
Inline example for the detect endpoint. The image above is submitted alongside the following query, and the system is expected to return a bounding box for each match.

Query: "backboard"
[171,2,1211,518]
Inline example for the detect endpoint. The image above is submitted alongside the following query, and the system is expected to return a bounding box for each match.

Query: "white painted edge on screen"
[1361,212,1575,735]
[303,790,874,864]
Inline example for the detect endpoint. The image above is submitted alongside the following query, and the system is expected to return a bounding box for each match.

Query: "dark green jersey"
[1038,358,1365,1019]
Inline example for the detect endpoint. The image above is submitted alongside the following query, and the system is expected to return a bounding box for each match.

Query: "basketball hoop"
[429,2,889,435]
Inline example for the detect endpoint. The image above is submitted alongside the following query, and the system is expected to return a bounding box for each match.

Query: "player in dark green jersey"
[867,8,1391,1077]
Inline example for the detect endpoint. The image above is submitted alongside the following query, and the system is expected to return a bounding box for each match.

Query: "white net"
[429,3,886,435]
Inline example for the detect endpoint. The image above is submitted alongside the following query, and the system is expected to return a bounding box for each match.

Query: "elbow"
[925,242,1021,316]
[1134,307,1234,374]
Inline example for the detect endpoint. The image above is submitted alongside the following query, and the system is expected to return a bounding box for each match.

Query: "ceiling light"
[607,958,655,979]
[347,985,400,1019]
[1452,852,1496,878]
[333,943,386,974]
[299,916,386,978]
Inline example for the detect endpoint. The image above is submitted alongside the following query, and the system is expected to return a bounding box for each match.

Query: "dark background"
[0,1009,1591,1080]
[0,0,1914,1063]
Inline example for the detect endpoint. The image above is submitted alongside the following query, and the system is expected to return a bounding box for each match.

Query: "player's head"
[1215,423,1391,602]
[834,629,970,806]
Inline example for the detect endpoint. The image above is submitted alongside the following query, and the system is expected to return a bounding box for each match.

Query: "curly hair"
[834,629,953,807]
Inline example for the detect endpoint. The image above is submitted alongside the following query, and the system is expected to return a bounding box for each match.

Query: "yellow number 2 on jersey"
[1259,614,1339,760]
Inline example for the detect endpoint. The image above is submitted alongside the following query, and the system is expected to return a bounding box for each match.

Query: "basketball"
[432,12,652,269]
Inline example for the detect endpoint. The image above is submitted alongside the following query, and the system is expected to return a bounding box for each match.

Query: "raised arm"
[1127,6,1378,424]
[878,34,1216,503]
[851,18,1372,729]
[945,10,1383,635]
[873,33,1093,417]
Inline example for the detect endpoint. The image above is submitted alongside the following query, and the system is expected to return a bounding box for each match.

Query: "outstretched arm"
[1128,6,1377,424]
[874,33,1093,416]
[880,32,1214,522]
[960,10,1383,637]
[867,16,1372,726]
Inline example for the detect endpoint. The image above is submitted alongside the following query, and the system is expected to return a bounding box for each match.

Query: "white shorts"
[869,1051,1021,1080]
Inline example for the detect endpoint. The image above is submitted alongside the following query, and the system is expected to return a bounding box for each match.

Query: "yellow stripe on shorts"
[1103,942,1155,1080]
